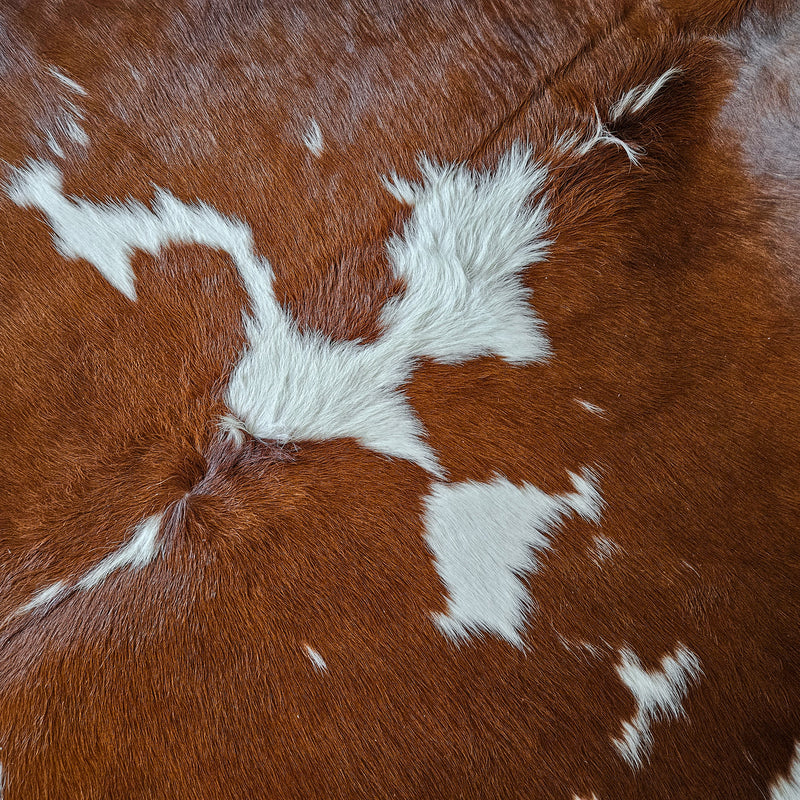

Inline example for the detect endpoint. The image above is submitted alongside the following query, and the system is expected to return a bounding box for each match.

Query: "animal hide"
[0,1,798,798]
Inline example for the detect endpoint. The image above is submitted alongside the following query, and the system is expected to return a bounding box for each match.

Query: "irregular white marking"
[381,144,551,364]
[48,66,87,96]
[45,132,64,158]
[5,161,268,302]
[301,118,323,156]
[576,399,604,415]
[6,146,551,473]
[590,534,619,565]
[770,743,800,800]
[424,468,601,647]
[18,580,67,613]
[304,645,327,672]
[575,109,642,166]
[0,761,4,799]
[613,645,702,769]
[62,116,89,146]
[573,794,599,800]
[77,514,163,590]
[227,144,551,471]
[610,68,681,120]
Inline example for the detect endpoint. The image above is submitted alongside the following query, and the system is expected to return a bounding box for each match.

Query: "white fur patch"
[301,118,324,156]
[48,66,87,96]
[5,160,268,302]
[610,68,681,121]
[16,515,163,618]
[77,514,163,590]
[381,144,551,364]
[576,399,604,415]
[771,743,800,799]
[304,645,327,672]
[226,144,551,472]
[423,469,601,647]
[613,645,702,768]
[7,147,551,474]
[18,580,68,613]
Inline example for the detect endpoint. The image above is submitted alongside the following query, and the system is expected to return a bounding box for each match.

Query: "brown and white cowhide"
[0,1,798,798]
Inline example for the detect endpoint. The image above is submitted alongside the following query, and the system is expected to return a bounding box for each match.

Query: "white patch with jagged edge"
[16,515,164,616]
[5,146,551,475]
[301,118,324,156]
[770,743,800,800]
[423,469,601,648]
[48,66,87,96]
[77,514,163,590]
[613,645,702,768]
[304,645,327,672]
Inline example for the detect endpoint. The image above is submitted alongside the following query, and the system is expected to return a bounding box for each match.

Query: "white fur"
[771,743,800,800]
[226,145,552,472]
[7,147,552,473]
[576,399,604,415]
[613,645,702,768]
[381,144,551,364]
[575,110,642,166]
[423,469,601,647]
[18,580,67,613]
[62,115,89,146]
[5,160,269,302]
[77,514,163,590]
[610,68,681,120]
[45,133,64,158]
[48,66,87,96]
[304,645,327,671]
[301,118,324,156]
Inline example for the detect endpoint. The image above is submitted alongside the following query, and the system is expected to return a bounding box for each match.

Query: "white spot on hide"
[770,743,800,799]
[48,66,87,96]
[77,513,163,590]
[613,645,702,769]
[226,144,552,472]
[381,144,551,364]
[424,469,601,647]
[590,534,619,565]
[304,645,327,671]
[575,109,642,165]
[18,580,67,613]
[576,399,604,415]
[301,118,323,156]
[5,161,269,302]
[610,68,681,120]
